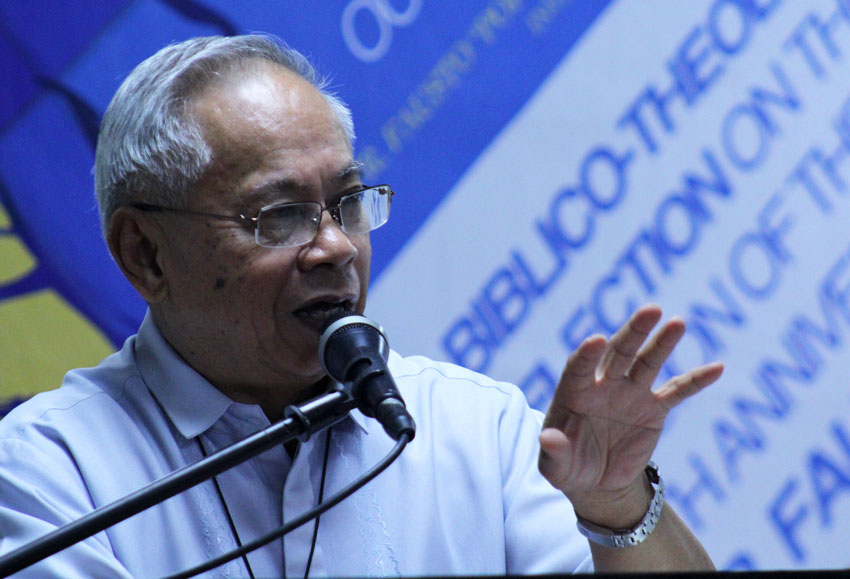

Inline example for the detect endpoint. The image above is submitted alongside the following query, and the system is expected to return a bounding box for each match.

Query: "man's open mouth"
[293,299,355,323]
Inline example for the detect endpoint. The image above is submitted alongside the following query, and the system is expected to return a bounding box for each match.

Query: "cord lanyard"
[198,426,332,579]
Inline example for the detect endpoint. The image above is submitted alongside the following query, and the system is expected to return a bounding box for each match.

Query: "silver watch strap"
[575,461,665,548]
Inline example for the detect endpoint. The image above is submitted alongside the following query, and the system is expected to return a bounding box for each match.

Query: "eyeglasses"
[130,185,393,248]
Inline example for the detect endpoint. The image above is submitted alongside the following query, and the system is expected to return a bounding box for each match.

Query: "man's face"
[151,63,371,409]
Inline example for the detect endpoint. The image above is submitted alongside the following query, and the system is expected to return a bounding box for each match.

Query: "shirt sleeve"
[499,389,594,574]
[0,436,134,578]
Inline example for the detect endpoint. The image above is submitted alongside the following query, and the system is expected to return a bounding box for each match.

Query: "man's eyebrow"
[244,178,303,205]
[337,161,364,181]
[241,162,364,207]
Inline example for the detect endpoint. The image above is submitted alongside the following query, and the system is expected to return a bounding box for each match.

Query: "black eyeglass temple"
[130,202,166,212]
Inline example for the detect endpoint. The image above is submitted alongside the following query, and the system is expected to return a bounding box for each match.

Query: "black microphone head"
[318,311,414,440]
[318,308,359,335]
[318,310,389,382]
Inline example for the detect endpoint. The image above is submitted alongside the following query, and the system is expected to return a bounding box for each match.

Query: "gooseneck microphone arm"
[0,390,356,578]
[0,312,415,577]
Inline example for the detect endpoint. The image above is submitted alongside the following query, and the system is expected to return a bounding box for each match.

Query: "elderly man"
[0,35,723,577]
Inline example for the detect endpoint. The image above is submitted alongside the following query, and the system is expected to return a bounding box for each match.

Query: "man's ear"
[107,208,168,303]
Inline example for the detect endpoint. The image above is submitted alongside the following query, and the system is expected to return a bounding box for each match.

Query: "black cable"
[303,427,332,578]
[0,426,295,578]
[197,437,255,579]
[165,431,411,579]
[0,391,355,578]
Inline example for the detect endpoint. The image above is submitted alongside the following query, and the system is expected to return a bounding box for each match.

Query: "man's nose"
[299,211,359,267]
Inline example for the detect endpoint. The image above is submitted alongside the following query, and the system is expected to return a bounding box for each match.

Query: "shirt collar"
[133,310,369,439]
[134,311,233,439]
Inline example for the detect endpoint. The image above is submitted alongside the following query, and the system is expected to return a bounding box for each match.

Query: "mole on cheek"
[214,277,226,290]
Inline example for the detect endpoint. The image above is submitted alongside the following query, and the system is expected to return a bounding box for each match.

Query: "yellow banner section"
[0,204,113,402]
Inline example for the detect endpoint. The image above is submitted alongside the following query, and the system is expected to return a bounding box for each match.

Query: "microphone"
[318,311,416,441]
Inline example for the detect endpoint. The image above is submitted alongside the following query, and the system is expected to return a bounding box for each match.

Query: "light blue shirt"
[0,312,592,577]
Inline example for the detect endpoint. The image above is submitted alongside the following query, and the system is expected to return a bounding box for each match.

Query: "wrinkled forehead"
[190,61,348,147]
[185,64,356,205]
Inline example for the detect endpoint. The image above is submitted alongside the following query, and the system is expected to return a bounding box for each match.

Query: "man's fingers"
[655,362,725,409]
[543,335,606,430]
[598,304,662,380]
[626,316,687,386]
[538,427,573,487]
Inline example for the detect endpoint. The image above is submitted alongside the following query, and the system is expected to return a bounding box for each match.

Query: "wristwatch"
[574,461,665,548]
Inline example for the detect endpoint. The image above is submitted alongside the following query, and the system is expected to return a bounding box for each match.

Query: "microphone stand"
[0,390,357,578]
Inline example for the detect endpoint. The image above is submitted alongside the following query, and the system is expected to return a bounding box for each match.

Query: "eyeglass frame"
[128,184,394,248]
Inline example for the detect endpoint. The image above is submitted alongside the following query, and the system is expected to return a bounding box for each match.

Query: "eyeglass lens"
[255,185,392,248]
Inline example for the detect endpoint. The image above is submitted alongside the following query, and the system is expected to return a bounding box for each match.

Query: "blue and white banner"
[2,0,849,570]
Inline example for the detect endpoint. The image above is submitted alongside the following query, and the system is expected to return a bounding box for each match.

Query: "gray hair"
[94,34,355,235]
